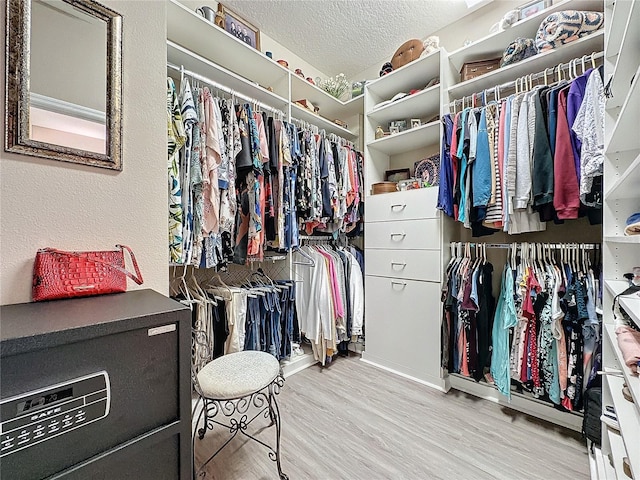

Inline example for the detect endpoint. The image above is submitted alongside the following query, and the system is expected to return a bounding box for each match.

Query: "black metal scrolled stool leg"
[269,384,288,480]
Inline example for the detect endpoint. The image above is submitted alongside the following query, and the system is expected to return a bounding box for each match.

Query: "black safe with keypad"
[0,289,191,479]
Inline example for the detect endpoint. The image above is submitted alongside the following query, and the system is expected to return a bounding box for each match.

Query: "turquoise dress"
[491,264,518,398]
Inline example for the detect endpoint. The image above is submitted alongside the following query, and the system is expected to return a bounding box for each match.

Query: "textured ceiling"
[179,0,478,78]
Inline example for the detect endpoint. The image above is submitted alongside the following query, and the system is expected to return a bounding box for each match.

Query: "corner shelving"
[366,121,440,156]
[367,85,441,125]
[366,49,441,101]
[290,74,364,121]
[290,103,356,139]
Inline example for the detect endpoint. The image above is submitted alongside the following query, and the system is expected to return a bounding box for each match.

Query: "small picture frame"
[384,168,411,182]
[518,0,551,20]
[389,126,400,135]
[389,120,407,132]
[217,3,261,50]
[410,118,421,129]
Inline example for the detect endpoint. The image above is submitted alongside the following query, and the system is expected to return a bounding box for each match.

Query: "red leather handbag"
[32,244,144,302]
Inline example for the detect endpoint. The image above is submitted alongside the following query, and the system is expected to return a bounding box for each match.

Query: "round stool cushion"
[197,351,280,400]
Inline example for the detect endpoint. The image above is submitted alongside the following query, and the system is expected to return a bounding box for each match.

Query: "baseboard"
[359,357,447,393]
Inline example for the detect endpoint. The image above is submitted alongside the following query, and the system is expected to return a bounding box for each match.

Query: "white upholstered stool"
[192,341,287,480]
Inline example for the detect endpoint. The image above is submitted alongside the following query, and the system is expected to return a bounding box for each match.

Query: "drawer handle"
[390,204,407,210]
[391,262,407,268]
[390,233,406,239]
[391,281,407,288]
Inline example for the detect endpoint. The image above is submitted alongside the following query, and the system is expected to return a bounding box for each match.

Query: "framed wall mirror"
[5,0,123,170]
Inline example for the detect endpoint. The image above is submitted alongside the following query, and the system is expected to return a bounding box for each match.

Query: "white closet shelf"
[290,103,356,139]
[366,85,440,124]
[606,0,640,110]
[291,74,364,121]
[366,50,441,101]
[448,31,604,99]
[604,0,633,60]
[167,41,289,112]
[605,66,640,155]
[605,153,640,200]
[606,373,640,477]
[620,295,640,329]
[590,445,616,480]
[604,279,634,297]
[366,121,440,156]
[605,324,640,407]
[166,0,288,90]
[447,0,603,73]
[606,427,630,479]
[604,235,640,244]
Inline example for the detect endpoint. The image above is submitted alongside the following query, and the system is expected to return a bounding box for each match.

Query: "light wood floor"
[194,355,589,480]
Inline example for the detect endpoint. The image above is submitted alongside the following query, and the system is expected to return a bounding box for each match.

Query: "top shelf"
[448,30,604,99]
[167,0,288,94]
[366,49,442,101]
[448,0,603,73]
[290,75,364,121]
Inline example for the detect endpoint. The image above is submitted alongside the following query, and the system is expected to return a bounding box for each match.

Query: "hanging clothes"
[437,66,605,236]
[293,242,364,365]
[442,243,601,412]
[166,75,363,268]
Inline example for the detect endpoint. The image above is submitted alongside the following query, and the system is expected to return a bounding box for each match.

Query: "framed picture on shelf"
[217,3,261,50]
[517,0,551,20]
[410,118,421,128]
[384,168,411,182]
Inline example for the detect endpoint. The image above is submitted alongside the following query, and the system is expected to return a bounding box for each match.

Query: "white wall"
[0,0,169,305]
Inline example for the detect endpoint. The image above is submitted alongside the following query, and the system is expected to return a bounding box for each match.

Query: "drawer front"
[366,248,441,282]
[366,188,439,222]
[365,219,440,250]
[364,275,441,383]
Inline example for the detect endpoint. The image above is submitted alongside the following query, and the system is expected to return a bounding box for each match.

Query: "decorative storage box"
[460,58,501,82]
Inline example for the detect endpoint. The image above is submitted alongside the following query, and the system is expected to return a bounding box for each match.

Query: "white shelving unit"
[602,0,640,477]
[166,0,362,139]
[361,48,448,391]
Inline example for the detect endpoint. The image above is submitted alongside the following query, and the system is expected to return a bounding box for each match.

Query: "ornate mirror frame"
[5,0,123,170]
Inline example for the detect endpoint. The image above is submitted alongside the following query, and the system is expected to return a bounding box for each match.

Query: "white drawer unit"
[365,219,440,250]
[362,275,443,388]
[365,248,441,282]
[366,188,440,223]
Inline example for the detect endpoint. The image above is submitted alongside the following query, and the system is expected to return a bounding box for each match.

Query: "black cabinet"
[0,289,192,480]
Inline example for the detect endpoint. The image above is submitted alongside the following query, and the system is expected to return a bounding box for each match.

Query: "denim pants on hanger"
[270,290,282,359]
[244,296,261,351]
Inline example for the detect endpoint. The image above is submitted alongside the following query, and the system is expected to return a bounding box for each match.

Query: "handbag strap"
[41,245,144,285]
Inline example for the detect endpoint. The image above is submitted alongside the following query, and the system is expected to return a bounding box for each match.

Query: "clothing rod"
[290,116,354,147]
[448,50,604,108]
[167,62,285,117]
[449,242,599,249]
